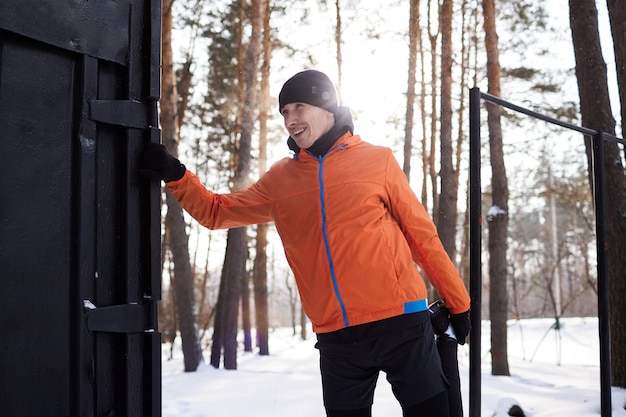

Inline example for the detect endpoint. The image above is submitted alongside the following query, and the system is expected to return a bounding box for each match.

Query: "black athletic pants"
[317,312,449,417]
[325,391,449,417]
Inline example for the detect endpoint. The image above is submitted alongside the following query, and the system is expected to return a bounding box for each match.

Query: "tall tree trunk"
[211,228,248,369]
[482,0,510,377]
[428,0,440,222]
[606,0,626,387]
[607,0,626,139]
[161,0,202,372]
[253,222,269,353]
[252,0,272,356]
[403,0,419,181]
[570,0,626,388]
[241,268,252,352]
[457,0,472,287]
[425,0,440,302]
[211,0,264,370]
[419,2,428,209]
[437,0,458,262]
[209,0,239,369]
[335,0,343,102]
[300,304,307,340]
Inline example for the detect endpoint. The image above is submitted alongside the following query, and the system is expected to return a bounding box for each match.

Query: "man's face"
[281,102,335,149]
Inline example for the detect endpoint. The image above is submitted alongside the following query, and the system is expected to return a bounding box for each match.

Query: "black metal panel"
[0,33,76,417]
[0,0,161,416]
[0,0,130,64]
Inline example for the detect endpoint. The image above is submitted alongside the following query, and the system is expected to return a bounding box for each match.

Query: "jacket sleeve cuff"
[165,169,190,186]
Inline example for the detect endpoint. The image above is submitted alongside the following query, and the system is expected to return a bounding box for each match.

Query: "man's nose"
[285,114,297,127]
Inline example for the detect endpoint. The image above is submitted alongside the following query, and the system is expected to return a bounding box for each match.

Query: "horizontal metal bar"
[480,91,625,145]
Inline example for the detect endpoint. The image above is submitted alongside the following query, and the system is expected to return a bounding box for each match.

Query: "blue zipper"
[317,154,349,327]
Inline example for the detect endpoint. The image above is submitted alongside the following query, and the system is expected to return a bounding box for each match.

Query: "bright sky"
[174,0,620,166]
[268,0,621,146]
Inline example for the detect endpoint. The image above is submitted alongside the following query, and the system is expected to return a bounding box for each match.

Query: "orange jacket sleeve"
[383,152,471,314]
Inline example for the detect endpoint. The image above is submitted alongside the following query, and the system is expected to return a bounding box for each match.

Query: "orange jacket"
[167,132,470,333]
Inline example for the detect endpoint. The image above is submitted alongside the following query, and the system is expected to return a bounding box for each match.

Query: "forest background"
[156,0,626,388]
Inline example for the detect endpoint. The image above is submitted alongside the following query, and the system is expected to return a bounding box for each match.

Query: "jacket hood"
[287,106,354,157]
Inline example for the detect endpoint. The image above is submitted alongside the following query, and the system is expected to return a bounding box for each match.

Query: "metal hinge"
[89,99,150,129]
[84,300,157,334]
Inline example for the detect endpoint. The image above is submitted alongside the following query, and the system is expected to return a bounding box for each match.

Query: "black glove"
[139,142,186,182]
[450,310,471,345]
[428,299,450,336]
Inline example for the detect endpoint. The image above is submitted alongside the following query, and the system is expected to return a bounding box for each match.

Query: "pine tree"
[482,0,511,377]
[570,0,626,389]
[161,0,203,372]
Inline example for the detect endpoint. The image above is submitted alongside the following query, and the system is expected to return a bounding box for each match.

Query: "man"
[140,69,471,417]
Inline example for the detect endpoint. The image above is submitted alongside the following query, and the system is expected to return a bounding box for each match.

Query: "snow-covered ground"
[162,318,626,416]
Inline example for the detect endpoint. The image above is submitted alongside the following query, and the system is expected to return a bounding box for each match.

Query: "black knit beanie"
[278,70,339,114]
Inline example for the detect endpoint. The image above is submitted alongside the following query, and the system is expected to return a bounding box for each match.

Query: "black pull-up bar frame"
[468,87,624,417]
